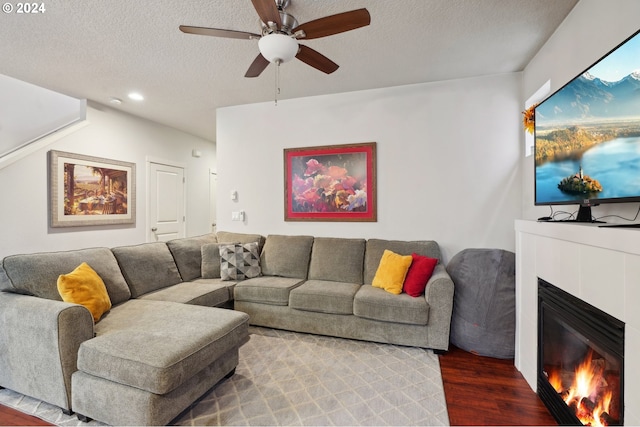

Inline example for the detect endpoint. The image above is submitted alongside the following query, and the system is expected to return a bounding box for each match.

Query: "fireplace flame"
[548,350,615,426]
[548,370,562,391]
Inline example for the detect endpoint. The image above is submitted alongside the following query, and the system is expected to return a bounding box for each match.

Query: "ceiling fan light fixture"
[258,33,298,63]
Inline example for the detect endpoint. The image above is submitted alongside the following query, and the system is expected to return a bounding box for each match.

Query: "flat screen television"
[534,28,640,223]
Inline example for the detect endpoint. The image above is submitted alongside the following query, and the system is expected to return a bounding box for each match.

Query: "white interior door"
[210,171,217,233]
[148,162,185,242]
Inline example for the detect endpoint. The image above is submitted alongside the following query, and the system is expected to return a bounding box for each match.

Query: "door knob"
[151,227,158,232]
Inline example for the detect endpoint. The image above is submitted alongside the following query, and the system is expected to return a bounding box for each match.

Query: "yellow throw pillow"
[57,262,112,323]
[371,250,413,295]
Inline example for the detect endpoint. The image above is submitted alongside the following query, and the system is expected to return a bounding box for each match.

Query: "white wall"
[521,0,640,222]
[217,73,522,262]
[0,74,85,158]
[0,102,215,259]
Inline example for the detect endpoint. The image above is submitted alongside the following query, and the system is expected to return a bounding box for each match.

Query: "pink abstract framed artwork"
[284,142,376,222]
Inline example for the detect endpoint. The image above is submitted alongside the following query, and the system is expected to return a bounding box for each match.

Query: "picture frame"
[49,150,136,227]
[284,142,376,222]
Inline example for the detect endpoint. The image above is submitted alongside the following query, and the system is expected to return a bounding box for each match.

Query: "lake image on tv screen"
[535,30,640,204]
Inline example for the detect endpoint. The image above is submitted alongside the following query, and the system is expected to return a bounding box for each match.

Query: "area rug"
[0,327,450,426]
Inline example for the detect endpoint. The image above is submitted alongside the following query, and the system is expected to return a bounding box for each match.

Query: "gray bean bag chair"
[446,248,515,359]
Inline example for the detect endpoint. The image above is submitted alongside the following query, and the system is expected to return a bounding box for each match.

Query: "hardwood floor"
[0,401,51,426]
[0,346,555,426]
[439,345,557,426]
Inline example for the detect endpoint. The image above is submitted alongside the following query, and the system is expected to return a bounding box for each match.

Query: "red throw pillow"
[403,253,438,297]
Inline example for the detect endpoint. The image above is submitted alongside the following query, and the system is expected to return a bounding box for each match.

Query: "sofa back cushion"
[201,243,222,279]
[363,239,441,285]
[216,231,265,252]
[308,237,366,284]
[0,248,131,305]
[166,233,217,281]
[112,242,182,298]
[260,235,314,279]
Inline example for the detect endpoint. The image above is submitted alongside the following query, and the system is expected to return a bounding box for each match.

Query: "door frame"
[146,156,187,242]
[209,169,217,233]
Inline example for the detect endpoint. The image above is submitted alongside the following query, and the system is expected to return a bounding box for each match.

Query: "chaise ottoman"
[71,300,249,426]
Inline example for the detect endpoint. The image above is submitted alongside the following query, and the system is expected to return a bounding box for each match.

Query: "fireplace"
[537,279,625,426]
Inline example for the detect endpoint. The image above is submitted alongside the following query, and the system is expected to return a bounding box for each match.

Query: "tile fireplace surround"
[515,220,640,425]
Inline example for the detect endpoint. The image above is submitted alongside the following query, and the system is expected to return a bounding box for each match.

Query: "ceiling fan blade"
[245,53,270,78]
[251,0,282,27]
[179,25,260,40]
[293,8,370,40]
[296,45,339,74]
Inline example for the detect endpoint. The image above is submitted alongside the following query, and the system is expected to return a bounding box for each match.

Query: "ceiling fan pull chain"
[274,59,282,106]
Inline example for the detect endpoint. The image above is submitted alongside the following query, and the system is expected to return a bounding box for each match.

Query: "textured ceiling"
[0,0,578,141]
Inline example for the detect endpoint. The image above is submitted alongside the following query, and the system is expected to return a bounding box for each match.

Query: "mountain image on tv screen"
[535,29,640,205]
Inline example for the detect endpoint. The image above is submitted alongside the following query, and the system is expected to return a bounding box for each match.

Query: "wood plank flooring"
[0,346,556,426]
[0,400,51,426]
[439,345,557,426]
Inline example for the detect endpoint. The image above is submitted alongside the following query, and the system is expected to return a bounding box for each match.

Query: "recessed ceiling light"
[128,92,144,101]
[109,97,123,105]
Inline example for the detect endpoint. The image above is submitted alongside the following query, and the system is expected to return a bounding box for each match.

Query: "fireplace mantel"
[515,220,640,425]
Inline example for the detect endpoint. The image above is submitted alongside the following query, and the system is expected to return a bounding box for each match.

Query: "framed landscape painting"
[284,142,376,222]
[49,150,136,227]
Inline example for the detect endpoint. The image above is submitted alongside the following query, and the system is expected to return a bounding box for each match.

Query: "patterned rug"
[0,327,450,426]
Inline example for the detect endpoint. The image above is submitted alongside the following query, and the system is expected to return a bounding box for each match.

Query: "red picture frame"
[284,142,377,222]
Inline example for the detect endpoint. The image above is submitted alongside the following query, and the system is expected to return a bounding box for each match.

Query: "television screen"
[534,29,640,220]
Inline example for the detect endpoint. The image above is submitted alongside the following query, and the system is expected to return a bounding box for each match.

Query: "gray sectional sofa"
[0,234,249,426]
[228,233,455,350]
[0,231,455,425]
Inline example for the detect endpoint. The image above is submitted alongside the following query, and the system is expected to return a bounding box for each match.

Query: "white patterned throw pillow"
[218,242,261,281]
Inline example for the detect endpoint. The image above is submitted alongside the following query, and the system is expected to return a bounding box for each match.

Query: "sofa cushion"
[137,281,230,307]
[371,250,413,295]
[363,239,441,285]
[234,276,304,306]
[201,243,221,279]
[57,262,112,322]
[166,233,217,281]
[308,237,365,284]
[354,285,429,325]
[80,300,249,395]
[219,242,261,281]
[216,231,265,252]
[112,242,182,298]
[190,277,237,301]
[0,247,131,305]
[260,235,314,279]
[289,279,360,314]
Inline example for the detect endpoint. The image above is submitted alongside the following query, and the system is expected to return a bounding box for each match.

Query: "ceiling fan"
[179,0,371,78]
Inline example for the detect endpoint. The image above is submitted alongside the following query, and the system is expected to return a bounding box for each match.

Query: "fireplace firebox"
[537,279,624,426]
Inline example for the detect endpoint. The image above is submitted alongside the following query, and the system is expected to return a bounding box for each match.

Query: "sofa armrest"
[0,292,94,411]
[424,264,455,351]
